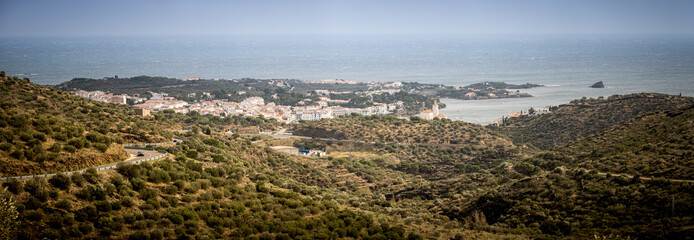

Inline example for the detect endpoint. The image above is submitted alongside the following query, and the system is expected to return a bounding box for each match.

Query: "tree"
[0,189,18,240]
[528,107,536,115]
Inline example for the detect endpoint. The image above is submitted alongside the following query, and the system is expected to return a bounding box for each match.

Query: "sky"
[1,0,693,36]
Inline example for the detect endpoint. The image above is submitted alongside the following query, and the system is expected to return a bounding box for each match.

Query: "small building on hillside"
[419,110,435,120]
[418,101,446,120]
[270,146,300,155]
[134,108,151,117]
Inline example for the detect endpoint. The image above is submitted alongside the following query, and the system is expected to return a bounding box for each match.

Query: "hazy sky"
[1,0,693,36]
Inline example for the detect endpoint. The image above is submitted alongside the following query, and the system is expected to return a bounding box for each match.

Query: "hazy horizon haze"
[2,0,694,36]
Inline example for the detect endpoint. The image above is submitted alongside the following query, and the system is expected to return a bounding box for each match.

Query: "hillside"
[528,104,694,180]
[293,115,528,179]
[294,115,513,146]
[440,103,694,239]
[1,73,517,239]
[292,95,694,239]
[0,75,171,176]
[5,71,694,239]
[496,93,694,150]
[444,167,694,240]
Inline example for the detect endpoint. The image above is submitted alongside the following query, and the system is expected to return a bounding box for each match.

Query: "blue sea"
[1,34,693,123]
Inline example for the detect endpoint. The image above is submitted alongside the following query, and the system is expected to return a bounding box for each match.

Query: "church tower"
[433,101,439,115]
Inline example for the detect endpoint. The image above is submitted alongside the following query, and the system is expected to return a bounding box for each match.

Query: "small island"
[590,81,605,88]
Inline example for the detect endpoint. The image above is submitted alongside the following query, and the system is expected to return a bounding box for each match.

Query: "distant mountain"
[496,93,694,150]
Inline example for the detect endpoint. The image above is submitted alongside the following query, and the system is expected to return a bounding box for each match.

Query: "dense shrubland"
[3,71,693,239]
[526,104,694,180]
[291,96,694,239]
[0,76,171,176]
[496,93,694,150]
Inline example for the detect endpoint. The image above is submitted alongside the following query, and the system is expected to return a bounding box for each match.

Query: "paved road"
[0,147,168,181]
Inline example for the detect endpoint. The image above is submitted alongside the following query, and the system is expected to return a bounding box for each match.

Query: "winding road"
[0,146,168,181]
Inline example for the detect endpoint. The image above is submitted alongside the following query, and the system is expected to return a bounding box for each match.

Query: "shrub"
[150,229,163,240]
[203,138,221,147]
[76,185,106,201]
[53,133,68,141]
[109,174,127,188]
[24,178,45,194]
[78,205,99,221]
[77,223,94,235]
[47,212,65,229]
[147,168,171,183]
[121,197,135,208]
[48,173,72,190]
[71,174,86,187]
[129,230,150,240]
[183,220,199,235]
[63,145,76,153]
[197,179,211,189]
[94,143,109,152]
[3,179,23,194]
[83,168,100,184]
[19,133,32,142]
[173,180,185,189]
[185,150,198,159]
[168,214,184,225]
[211,154,225,163]
[68,138,88,149]
[95,200,112,212]
[23,210,44,223]
[139,188,158,201]
[130,178,147,191]
[163,185,178,195]
[0,142,12,151]
[514,162,540,176]
[117,163,142,178]
[33,132,47,142]
[54,199,73,210]
[9,149,24,160]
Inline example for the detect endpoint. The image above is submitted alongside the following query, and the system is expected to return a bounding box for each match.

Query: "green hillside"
[1,74,514,239]
[294,115,528,178]
[529,104,694,180]
[442,104,694,239]
[0,75,171,176]
[496,93,694,150]
[293,96,694,239]
[3,72,694,239]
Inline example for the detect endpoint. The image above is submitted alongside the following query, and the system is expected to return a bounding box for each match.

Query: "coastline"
[438,83,640,124]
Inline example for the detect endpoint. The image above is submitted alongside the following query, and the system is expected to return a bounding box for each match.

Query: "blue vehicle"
[298,147,310,154]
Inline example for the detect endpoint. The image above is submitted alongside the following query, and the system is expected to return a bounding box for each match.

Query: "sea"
[1,34,693,124]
